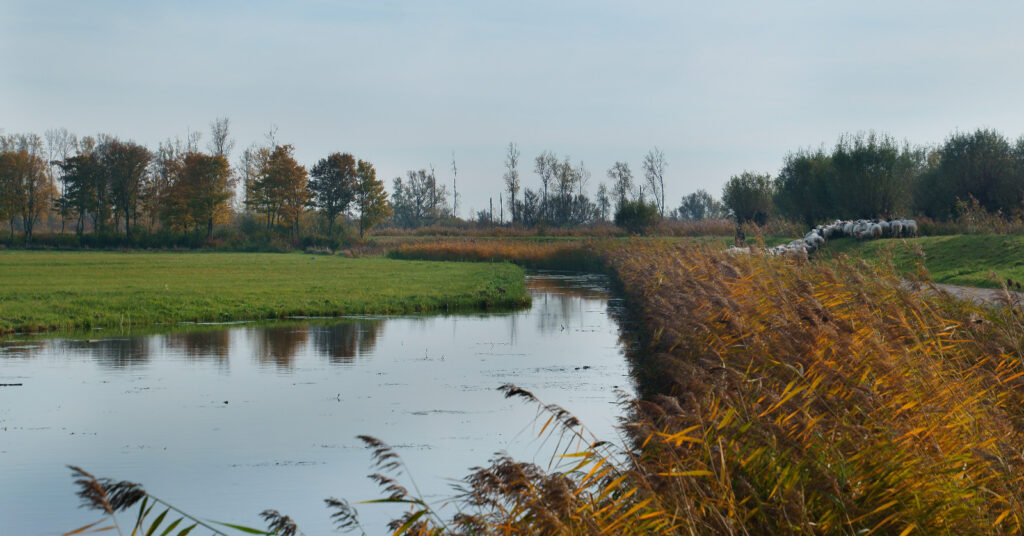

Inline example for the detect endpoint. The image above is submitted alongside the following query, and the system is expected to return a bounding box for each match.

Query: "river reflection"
[0,273,631,535]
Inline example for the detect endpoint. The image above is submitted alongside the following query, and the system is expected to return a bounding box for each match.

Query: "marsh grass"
[368,239,1024,534]
[65,240,1024,534]
[387,239,601,271]
[66,465,276,536]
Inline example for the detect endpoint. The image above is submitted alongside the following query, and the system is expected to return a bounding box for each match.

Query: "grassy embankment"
[0,251,528,335]
[363,239,1024,535]
[828,234,1024,288]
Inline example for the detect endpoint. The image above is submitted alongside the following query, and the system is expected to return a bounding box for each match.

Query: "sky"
[3,1,1024,217]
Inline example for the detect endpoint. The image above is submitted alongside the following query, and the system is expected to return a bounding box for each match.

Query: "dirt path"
[925,282,1024,307]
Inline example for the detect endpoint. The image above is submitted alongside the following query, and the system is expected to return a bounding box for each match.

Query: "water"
[0,273,633,535]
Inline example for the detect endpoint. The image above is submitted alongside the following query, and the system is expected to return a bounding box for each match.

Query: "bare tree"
[263,125,279,148]
[607,161,633,210]
[503,142,520,223]
[643,147,667,216]
[534,151,557,221]
[596,183,611,221]
[45,128,79,233]
[576,160,590,198]
[207,117,235,158]
[450,151,458,218]
[184,128,201,153]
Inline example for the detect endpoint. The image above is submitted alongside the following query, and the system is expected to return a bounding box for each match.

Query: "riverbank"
[376,238,1024,534]
[0,251,528,335]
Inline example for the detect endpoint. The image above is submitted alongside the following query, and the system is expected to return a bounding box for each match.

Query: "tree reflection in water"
[251,326,310,369]
[165,330,231,363]
[74,337,152,369]
[312,320,383,365]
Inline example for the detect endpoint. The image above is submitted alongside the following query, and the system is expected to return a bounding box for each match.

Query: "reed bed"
[68,240,1024,535]
[596,242,1024,535]
[369,240,1024,535]
[387,239,600,271]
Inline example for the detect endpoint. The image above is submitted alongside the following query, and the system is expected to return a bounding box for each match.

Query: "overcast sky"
[3,1,1024,216]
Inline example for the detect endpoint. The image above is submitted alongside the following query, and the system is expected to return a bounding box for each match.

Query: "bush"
[613,200,661,235]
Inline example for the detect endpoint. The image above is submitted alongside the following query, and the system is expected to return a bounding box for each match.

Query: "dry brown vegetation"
[368,239,1024,535]
[387,239,597,270]
[69,240,1024,535]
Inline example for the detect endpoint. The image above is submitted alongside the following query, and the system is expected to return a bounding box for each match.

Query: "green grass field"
[0,251,528,334]
[828,234,1024,288]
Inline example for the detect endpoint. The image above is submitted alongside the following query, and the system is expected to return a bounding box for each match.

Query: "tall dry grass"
[68,240,1024,535]
[368,240,1024,535]
[599,241,1024,535]
[387,239,600,271]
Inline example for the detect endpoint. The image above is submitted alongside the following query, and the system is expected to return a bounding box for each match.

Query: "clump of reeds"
[69,239,1024,535]
[387,239,601,271]
[599,241,1024,534]
[66,465,290,535]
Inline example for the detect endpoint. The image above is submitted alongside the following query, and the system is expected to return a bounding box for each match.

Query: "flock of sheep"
[729,218,919,258]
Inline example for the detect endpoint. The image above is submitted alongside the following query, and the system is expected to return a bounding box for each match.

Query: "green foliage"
[391,168,447,229]
[773,133,920,225]
[162,152,233,238]
[0,252,528,335]
[772,146,833,225]
[671,189,727,221]
[98,138,151,240]
[355,160,391,238]
[309,152,358,234]
[244,145,309,233]
[722,171,773,224]
[613,199,660,235]
[915,128,1024,219]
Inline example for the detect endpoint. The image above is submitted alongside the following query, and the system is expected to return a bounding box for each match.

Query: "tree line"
[722,128,1024,226]
[9,122,1018,247]
[0,120,685,245]
[0,120,393,245]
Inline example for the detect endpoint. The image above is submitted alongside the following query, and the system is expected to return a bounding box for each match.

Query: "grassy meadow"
[0,251,528,334]
[828,234,1024,288]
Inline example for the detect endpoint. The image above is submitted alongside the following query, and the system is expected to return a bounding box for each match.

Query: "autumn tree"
[0,134,55,241]
[99,138,151,240]
[309,152,358,234]
[245,144,308,236]
[163,152,233,238]
[355,159,391,238]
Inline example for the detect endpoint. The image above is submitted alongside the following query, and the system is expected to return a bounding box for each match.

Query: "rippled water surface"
[0,273,633,534]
